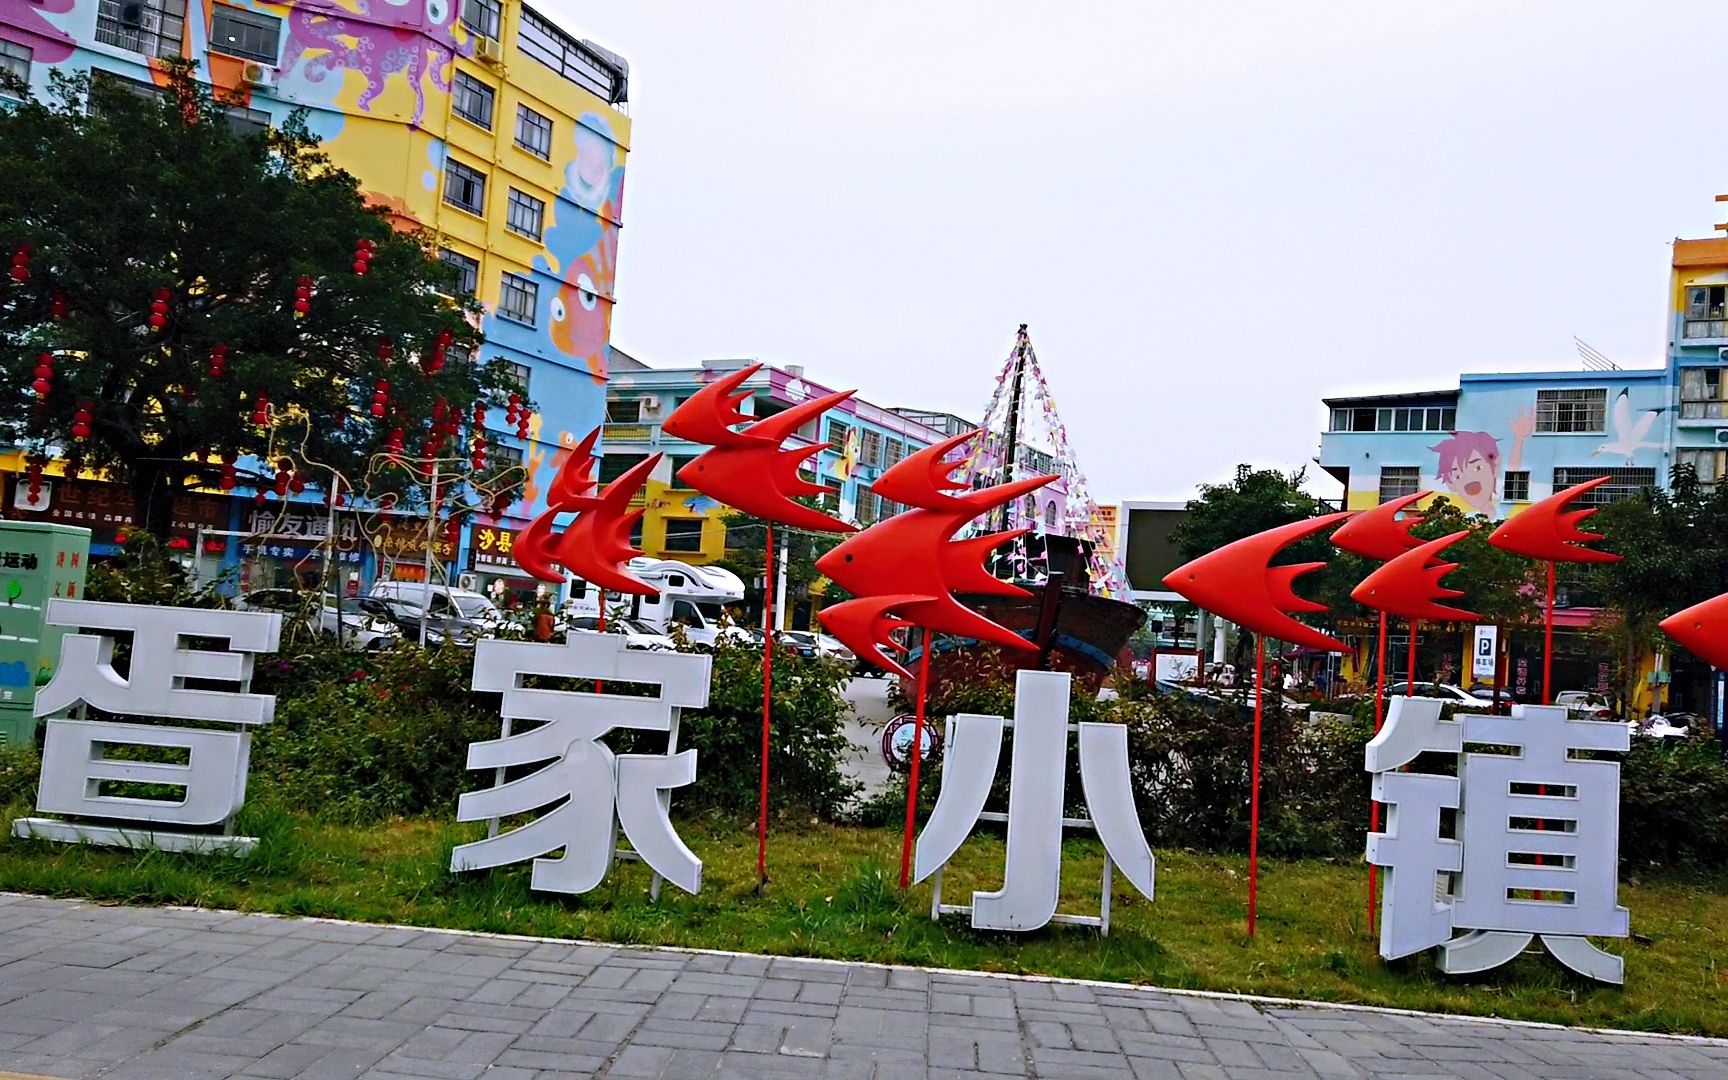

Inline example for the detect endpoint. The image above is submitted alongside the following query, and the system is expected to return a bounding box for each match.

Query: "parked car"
[237,589,400,653]
[776,631,820,659]
[1633,712,1698,739]
[1554,691,1616,721]
[1467,686,1518,705]
[565,615,676,651]
[357,595,483,648]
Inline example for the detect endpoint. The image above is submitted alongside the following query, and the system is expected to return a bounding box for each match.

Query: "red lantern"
[70,403,93,441]
[50,290,68,320]
[32,352,53,399]
[353,237,374,276]
[9,244,31,283]
[377,338,393,361]
[251,390,270,427]
[148,287,169,331]
[209,343,228,378]
[293,276,312,317]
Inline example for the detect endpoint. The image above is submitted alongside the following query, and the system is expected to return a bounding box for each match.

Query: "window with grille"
[452,72,495,129]
[518,4,628,103]
[222,104,269,137]
[439,248,479,295]
[1378,466,1421,503]
[96,0,186,59]
[663,519,704,553]
[210,4,280,63]
[498,360,530,393]
[855,486,877,526]
[1551,467,1656,506]
[600,453,646,484]
[491,444,525,467]
[1502,470,1530,503]
[460,0,501,39]
[827,420,850,452]
[1678,449,1726,490]
[1,40,34,93]
[505,189,545,241]
[515,105,553,159]
[1330,405,1456,432]
[1680,367,1728,420]
[443,160,486,215]
[605,398,639,423]
[1685,285,1728,340]
[497,272,537,325]
[883,438,905,468]
[1534,388,1606,434]
[859,429,882,466]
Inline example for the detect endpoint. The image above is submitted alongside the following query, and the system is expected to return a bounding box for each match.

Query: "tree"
[1591,466,1728,707]
[0,65,516,538]
[1172,464,1328,562]
[716,497,850,614]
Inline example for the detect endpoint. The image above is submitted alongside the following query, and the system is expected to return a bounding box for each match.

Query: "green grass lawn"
[3,802,1726,1035]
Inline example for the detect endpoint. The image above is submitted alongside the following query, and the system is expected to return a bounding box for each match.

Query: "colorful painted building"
[1,0,629,597]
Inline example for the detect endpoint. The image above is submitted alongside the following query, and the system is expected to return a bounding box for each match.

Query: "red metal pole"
[595,591,605,694]
[1543,561,1556,705]
[1368,611,1387,935]
[757,523,774,886]
[1249,635,1263,938]
[1407,618,1419,694]
[898,627,934,889]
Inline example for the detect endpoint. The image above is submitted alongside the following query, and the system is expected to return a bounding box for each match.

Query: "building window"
[209,4,280,63]
[883,437,905,468]
[517,4,628,104]
[1044,502,1057,529]
[96,0,187,60]
[222,103,269,137]
[1680,367,1728,421]
[1,40,34,93]
[443,159,487,216]
[855,486,878,526]
[1685,285,1728,340]
[446,342,473,368]
[1502,470,1530,503]
[1552,466,1656,506]
[600,452,646,484]
[515,104,553,160]
[439,248,479,296]
[1678,449,1726,491]
[1329,405,1456,433]
[491,444,525,467]
[497,272,537,325]
[827,420,851,452]
[605,399,639,423]
[1534,388,1606,434]
[491,360,530,394]
[505,188,545,241]
[859,429,882,467]
[663,519,704,553]
[452,72,495,129]
[1378,466,1421,504]
[460,0,501,39]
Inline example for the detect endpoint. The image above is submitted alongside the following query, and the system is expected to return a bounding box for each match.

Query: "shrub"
[1619,736,1728,870]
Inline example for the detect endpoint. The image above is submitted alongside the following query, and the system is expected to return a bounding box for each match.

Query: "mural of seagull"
[1593,389,1662,463]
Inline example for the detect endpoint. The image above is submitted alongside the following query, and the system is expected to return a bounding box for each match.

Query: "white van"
[566,558,751,648]
[368,582,502,644]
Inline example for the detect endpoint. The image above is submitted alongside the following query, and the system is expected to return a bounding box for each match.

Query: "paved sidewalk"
[1,895,1723,1079]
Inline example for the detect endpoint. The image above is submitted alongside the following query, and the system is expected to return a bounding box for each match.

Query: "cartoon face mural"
[1431,407,1531,518]
[529,112,627,384]
[549,230,617,380]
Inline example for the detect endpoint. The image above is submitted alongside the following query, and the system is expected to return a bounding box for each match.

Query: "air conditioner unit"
[458,572,479,591]
[12,480,49,512]
[640,395,661,412]
[474,36,503,65]
[1714,428,1728,446]
[1719,347,1728,362]
[241,61,279,90]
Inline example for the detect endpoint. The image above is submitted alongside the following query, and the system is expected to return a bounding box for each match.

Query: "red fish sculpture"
[1350,531,1478,623]
[1659,593,1728,672]
[1161,512,1356,653]
[662,364,857,533]
[816,431,1054,679]
[1487,477,1620,564]
[1331,490,1429,561]
[512,425,661,595]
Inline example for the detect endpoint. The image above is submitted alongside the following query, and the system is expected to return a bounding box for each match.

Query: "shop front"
[467,523,543,610]
[231,506,366,594]
[4,476,233,571]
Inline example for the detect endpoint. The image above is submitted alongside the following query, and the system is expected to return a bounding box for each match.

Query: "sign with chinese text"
[470,525,520,568]
[8,478,227,546]
[0,522,89,743]
[1472,625,1498,679]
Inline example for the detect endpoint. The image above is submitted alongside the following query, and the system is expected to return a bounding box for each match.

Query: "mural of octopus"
[279,0,470,126]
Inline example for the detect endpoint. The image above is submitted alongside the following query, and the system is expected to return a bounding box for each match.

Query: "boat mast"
[997,324,1028,534]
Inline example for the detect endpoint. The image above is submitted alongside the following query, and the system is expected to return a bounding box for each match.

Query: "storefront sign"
[9,479,228,546]
[1472,625,1497,679]
[471,525,520,568]
[374,519,458,561]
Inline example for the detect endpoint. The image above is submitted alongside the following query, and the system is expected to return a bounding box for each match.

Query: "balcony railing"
[602,423,652,441]
[1684,318,1728,339]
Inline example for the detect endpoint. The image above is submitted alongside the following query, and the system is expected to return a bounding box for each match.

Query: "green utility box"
[0,521,90,749]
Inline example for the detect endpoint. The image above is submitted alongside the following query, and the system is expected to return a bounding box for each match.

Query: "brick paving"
[1,895,1724,1079]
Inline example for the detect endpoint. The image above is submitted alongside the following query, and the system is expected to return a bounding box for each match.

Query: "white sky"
[548,0,1728,503]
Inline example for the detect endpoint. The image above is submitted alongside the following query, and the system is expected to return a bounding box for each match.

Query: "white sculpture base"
[12,816,257,857]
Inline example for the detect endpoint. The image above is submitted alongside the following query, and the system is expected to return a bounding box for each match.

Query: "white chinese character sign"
[1367,696,1629,984]
[912,669,1155,934]
[450,635,711,897]
[12,600,283,856]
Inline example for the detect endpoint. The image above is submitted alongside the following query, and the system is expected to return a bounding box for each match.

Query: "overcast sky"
[548,1,1728,504]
